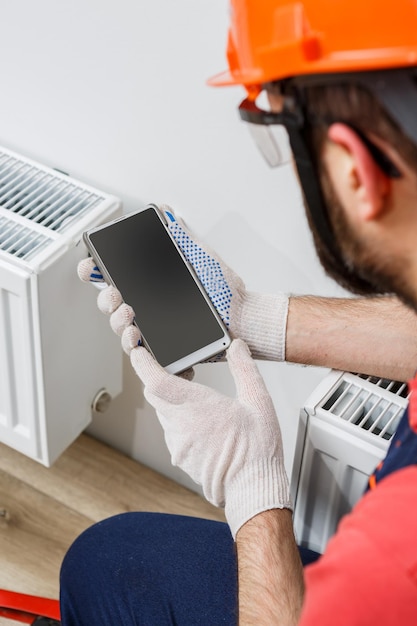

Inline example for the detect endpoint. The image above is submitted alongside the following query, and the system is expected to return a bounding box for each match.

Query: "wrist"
[225,456,292,539]
[236,507,294,541]
[239,292,289,361]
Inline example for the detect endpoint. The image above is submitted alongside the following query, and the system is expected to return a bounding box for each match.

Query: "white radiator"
[291,370,409,554]
[0,146,123,466]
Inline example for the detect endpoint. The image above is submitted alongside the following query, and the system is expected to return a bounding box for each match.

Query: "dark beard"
[318,169,417,311]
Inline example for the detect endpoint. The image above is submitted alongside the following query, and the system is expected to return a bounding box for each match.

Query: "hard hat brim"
[207,68,262,88]
[208,51,417,89]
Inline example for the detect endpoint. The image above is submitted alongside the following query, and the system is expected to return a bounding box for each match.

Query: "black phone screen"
[88,208,226,367]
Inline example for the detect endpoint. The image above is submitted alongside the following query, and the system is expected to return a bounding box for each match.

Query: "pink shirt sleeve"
[298,466,417,625]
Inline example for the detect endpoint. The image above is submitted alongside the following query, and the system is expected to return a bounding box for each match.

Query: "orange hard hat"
[209,0,417,91]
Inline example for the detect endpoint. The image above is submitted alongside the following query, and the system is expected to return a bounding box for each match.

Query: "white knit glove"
[130,338,292,538]
[78,205,289,361]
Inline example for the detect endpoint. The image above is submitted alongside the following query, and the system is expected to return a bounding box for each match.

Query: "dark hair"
[302,82,417,168]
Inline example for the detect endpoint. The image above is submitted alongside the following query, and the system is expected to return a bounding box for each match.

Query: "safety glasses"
[239,98,401,178]
[239,96,401,178]
[238,97,301,168]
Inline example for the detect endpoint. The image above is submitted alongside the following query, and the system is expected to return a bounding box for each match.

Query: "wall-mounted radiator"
[0,145,123,466]
[291,370,409,554]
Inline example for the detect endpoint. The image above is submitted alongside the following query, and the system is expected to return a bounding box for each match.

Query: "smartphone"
[83,204,231,374]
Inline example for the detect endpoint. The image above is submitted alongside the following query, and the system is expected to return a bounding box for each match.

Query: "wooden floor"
[0,434,224,605]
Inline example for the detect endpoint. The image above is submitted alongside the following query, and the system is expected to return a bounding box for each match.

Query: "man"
[61,1,417,623]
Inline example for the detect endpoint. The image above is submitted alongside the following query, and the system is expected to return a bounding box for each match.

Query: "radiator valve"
[92,389,112,413]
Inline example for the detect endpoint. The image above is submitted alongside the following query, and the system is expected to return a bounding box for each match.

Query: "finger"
[163,209,230,315]
[121,324,142,355]
[77,257,104,283]
[97,285,123,315]
[130,346,171,391]
[226,339,270,404]
[110,303,135,336]
[162,205,221,265]
[160,204,192,234]
[130,346,191,401]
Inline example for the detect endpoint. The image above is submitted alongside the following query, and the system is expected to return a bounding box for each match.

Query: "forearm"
[286,295,417,381]
[236,509,304,626]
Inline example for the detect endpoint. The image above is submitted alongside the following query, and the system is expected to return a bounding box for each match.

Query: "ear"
[327,123,390,221]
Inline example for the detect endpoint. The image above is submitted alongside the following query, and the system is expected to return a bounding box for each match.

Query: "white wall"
[1,0,345,492]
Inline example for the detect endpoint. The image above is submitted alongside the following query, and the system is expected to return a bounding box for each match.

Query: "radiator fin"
[0,215,53,261]
[320,377,405,441]
[0,150,105,260]
[356,374,408,397]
